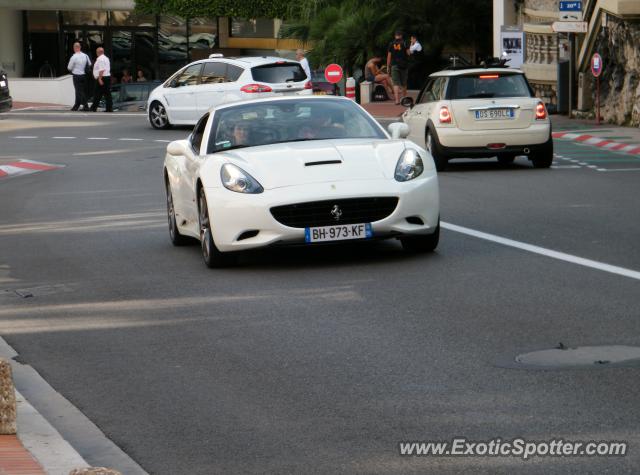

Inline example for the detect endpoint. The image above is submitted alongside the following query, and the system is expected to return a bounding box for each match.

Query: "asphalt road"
[1,111,640,474]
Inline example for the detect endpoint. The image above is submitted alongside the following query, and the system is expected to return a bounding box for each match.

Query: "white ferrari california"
[163,96,440,267]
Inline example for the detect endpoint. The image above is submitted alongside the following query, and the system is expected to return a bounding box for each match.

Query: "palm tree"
[280,0,396,75]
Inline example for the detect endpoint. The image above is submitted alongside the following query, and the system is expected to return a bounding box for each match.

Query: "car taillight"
[439,106,452,124]
[535,101,547,120]
[240,84,273,93]
[304,81,312,89]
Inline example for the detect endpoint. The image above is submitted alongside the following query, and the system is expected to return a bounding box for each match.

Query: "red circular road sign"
[591,53,603,77]
[324,64,343,84]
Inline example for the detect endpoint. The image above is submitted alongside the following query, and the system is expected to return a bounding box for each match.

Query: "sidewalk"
[0,434,45,475]
[361,100,406,119]
[10,101,66,111]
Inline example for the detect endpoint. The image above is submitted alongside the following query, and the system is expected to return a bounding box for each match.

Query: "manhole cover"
[514,345,640,369]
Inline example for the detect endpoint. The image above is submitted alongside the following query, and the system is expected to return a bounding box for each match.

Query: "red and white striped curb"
[0,159,64,179]
[552,132,640,155]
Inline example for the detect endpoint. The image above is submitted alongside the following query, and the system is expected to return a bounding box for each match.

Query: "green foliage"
[135,0,290,19]
[280,0,491,72]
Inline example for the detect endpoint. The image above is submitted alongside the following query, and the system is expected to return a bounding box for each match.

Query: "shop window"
[158,15,188,79]
[26,11,58,32]
[62,11,107,26]
[110,11,156,27]
[230,18,275,38]
[188,17,217,60]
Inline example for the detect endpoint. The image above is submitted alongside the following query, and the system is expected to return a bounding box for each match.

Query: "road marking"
[52,136,76,139]
[595,167,640,172]
[154,139,171,143]
[118,138,144,141]
[11,136,38,139]
[442,222,640,282]
[551,165,581,169]
[72,148,137,156]
[87,137,109,140]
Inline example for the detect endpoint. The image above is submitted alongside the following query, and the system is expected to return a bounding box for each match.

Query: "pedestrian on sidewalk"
[386,30,409,105]
[67,42,91,111]
[90,47,112,112]
[296,49,312,82]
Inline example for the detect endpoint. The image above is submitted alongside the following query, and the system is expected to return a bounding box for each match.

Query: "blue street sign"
[560,1,582,11]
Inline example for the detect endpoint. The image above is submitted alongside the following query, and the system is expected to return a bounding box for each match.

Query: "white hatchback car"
[401,68,552,170]
[148,56,312,129]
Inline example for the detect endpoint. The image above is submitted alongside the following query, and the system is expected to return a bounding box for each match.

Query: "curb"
[552,132,640,155]
[0,338,148,475]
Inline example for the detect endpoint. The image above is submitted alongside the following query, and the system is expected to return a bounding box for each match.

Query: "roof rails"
[444,54,511,70]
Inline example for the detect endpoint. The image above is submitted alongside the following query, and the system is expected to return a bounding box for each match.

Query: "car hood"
[215,139,406,190]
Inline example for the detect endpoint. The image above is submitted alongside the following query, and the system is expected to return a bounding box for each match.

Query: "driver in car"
[231,122,251,146]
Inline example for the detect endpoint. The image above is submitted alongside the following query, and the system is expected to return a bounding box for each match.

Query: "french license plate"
[0,81,6,88]
[475,108,515,120]
[305,223,373,243]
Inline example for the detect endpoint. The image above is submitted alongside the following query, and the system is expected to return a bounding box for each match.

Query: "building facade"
[0,0,302,82]
[493,0,640,125]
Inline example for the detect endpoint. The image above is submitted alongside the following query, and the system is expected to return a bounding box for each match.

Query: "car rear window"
[251,63,307,84]
[449,73,532,99]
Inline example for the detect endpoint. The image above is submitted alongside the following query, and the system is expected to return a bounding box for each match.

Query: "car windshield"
[450,73,532,99]
[207,99,385,153]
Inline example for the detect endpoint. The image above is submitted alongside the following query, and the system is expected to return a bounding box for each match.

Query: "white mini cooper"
[401,68,552,171]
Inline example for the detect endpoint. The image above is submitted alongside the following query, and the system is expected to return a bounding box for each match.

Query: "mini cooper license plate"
[305,223,373,243]
[474,108,515,120]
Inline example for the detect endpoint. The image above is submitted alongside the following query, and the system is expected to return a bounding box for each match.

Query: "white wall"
[493,0,518,57]
[10,76,76,106]
[0,8,24,77]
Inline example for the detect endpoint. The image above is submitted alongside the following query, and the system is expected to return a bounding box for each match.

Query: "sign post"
[559,1,583,21]
[591,53,603,125]
[324,64,343,96]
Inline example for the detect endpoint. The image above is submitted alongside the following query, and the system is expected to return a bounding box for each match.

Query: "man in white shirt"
[296,49,312,82]
[67,42,91,111]
[90,47,113,112]
[408,34,424,90]
[409,35,422,55]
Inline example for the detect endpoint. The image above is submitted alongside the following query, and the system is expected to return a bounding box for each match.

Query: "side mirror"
[387,122,410,139]
[400,96,414,108]
[167,140,186,156]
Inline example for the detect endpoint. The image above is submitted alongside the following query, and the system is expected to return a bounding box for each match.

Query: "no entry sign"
[324,64,343,84]
[591,53,603,77]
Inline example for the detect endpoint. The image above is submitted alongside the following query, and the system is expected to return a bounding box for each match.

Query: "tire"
[426,129,448,172]
[149,101,171,130]
[401,220,440,253]
[198,187,235,268]
[166,180,190,246]
[497,154,516,165]
[530,137,553,169]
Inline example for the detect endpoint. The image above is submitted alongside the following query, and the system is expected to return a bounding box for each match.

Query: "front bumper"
[204,176,439,252]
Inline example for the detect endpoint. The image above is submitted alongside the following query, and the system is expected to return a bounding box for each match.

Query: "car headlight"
[220,163,263,194]
[394,148,424,182]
